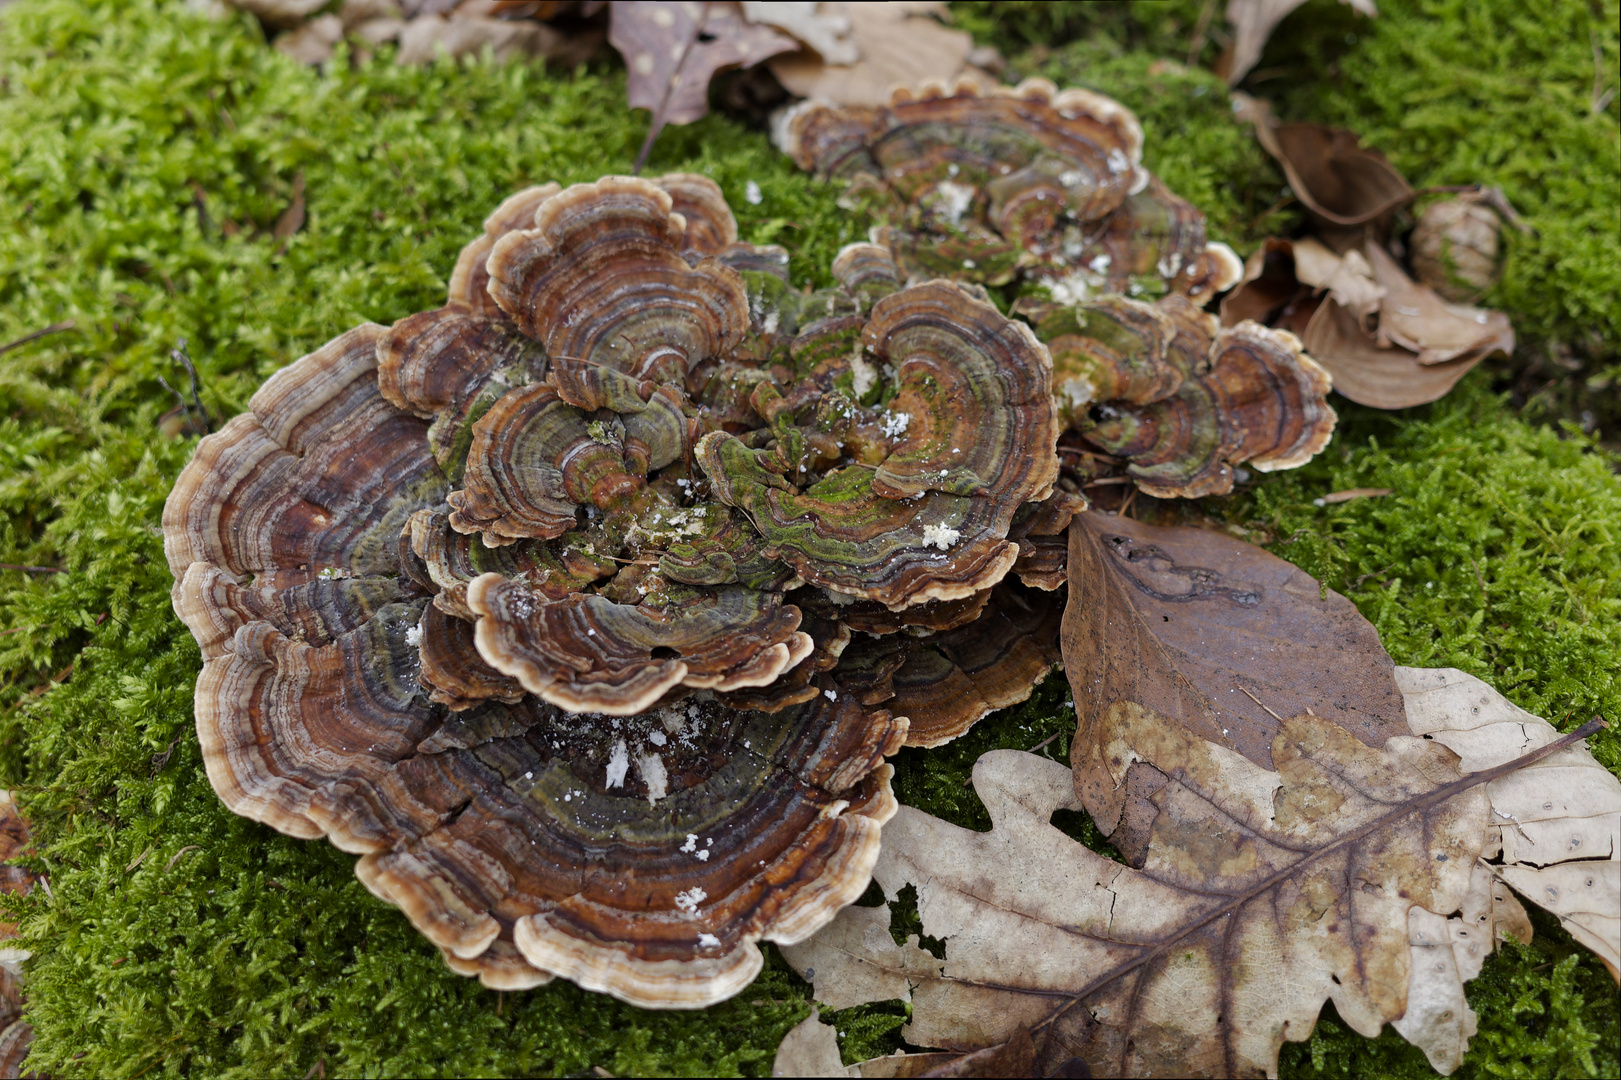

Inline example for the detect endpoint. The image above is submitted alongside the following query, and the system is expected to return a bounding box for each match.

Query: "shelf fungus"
[1042,295,1336,498]
[164,175,1064,1006]
[776,77,1241,303]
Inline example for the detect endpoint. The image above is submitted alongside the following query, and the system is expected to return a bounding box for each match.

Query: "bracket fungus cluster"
[165,172,1074,1007]
[164,78,1346,1011]
[776,77,1243,305]
[777,77,1334,498]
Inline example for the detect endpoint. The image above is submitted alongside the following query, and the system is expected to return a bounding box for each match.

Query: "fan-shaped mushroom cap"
[168,173,1084,1006]
[166,317,908,1007]
[486,177,748,378]
[1034,176,1244,303]
[466,573,813,715]
[832,581,1064,747]
[448,184,564,318]
[654,172,739,255]
[697,280,1058,609]
[1076,298,1337,498]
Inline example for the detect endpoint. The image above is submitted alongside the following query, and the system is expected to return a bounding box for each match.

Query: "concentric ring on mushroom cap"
[696,279,1059,610]
[163,316,908,1006]
[485,176,749,379]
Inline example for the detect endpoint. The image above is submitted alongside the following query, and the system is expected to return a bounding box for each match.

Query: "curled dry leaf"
[1221,237,1514,409]
[766,2,981,107]
[1401,667,1621,980]
[1231,92,1410,231]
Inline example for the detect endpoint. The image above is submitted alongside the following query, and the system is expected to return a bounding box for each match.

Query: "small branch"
[171,338,215,434]
[0,563,64,574]
[0,319,75,358]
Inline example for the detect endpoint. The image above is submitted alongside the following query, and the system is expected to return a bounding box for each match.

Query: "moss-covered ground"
[0,0,1616,1076]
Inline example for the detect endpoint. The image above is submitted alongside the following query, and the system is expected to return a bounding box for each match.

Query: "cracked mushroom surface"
[776,77,1241,303]
[164,175,1063,1006]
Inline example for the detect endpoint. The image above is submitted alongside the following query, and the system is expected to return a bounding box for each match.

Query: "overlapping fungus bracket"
[776,77,1242,303]
[164,171,1069,1008]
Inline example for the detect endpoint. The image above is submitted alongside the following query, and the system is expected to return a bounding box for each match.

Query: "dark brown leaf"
[1062,510,1408,856]
[1232,93,1410,229]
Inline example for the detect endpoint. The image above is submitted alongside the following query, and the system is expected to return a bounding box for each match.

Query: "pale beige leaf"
[1365,245,1514,366]
[226,0,329,29]
[785,717,1495,1078]
[1398,666,1621,978]
[742,1,858,65]
[397,12,564,64]
[781,902,941,1010]
[767,3,976,107]
[273,14,343,65]
[1225,0,1377,86]
[1292,238,1385,320]
[773,1009,857,1078]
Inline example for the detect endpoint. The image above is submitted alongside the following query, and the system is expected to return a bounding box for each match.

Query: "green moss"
[0,1,1616,1077]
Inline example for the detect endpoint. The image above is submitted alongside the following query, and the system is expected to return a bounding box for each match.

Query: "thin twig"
[0,319,75,357]
[171,338,214,433]
[632,2,708,175]
[1236,685,1284,721]
[165,845,202,873]
[0,563,64,574]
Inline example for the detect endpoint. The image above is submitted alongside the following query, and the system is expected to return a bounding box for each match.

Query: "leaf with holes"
[782,710,1602,1077]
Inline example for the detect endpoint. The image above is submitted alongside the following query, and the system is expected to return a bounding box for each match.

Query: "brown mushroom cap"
[486,176,748,379]
[165,320,908,1007]
[166,174,1099,1007]
[1047,296,1336,498]
[696,280,1059,609]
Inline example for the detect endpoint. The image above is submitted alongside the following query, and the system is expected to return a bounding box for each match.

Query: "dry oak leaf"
[766,2,984,107]
[772,1007,1000,1078]
[610,1,799,126]
[742,1,858,65]
[1401,666,1621,979]
[783,713,1600,1079]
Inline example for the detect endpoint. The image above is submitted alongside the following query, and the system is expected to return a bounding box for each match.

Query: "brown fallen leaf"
[225,0,331,29]
[274,13,344,64]
[1062,510,1411,863]
[742,1,858,65]
[1232,92,1410,232]
[1223,0,1377,86]
[1313,487,1392,505]
[610,1,798,143]
[1223,237,1514,408]
[784,713,1600,1077]
[1401,667,1621,980]
[396,11,570,63]
[766,3,984,107]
